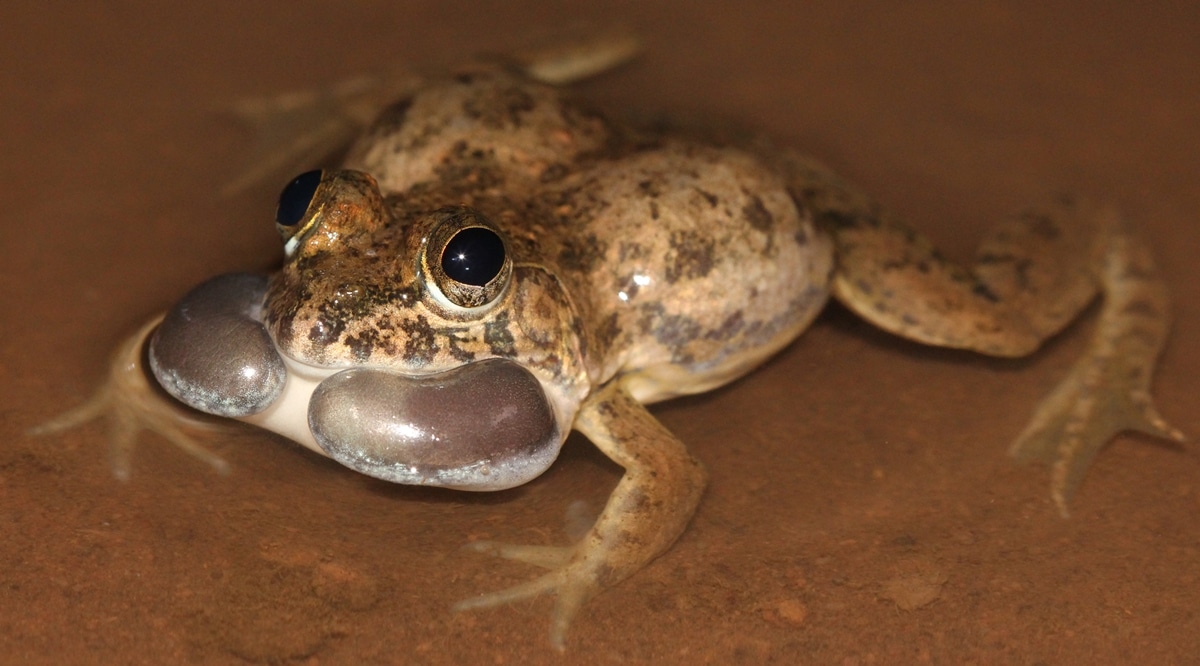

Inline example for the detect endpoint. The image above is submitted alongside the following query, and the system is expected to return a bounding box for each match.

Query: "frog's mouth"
[305,359,562,491]
[147,272,563,492]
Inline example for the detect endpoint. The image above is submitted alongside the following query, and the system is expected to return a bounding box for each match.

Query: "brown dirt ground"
[3,2,1198,664]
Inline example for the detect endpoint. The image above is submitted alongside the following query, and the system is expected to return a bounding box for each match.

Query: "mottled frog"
[35,36,1183,650]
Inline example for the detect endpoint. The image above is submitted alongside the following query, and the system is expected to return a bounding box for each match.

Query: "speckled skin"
[33,40,1182,652]
[268,72,831,409]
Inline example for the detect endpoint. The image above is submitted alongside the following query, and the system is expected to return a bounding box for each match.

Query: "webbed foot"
[28,316,227,479]
[453,382,706,650]
[1010,347,1185,516]
[1010,219,1185,515]
[454,540,602,651]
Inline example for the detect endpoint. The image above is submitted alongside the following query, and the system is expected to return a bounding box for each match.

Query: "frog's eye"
[276,170,323,227]
[441,227,507,286]
[423,207,512,309]
[272,169,385,258]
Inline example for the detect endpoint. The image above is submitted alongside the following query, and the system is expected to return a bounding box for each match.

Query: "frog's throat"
[238,354,575,491]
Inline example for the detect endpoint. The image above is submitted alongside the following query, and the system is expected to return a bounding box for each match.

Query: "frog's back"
[538,140,833,402]
[344,68,618,196]
[345,69,833,402]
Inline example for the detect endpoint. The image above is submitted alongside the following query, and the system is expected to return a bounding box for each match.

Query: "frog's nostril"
[276,170,323,227]
[308,359,560,491]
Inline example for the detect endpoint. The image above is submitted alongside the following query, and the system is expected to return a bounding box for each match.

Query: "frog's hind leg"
[221,30,639,196]
[29,316,228,479]
[220,69,425,196]
[782,154,1183,514]
[497,27,640,85]
[1004,211,1184,514]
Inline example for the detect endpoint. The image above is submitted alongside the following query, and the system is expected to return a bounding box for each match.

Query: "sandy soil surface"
[3,2,1198,663]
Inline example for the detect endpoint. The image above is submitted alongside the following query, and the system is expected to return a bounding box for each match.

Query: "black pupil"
[276,170,323,226]
[441,227,506,287]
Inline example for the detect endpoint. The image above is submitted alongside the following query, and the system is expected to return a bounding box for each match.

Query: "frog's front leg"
[455,381,707,650]
[28,316,227,479]
[784,154,1184,514]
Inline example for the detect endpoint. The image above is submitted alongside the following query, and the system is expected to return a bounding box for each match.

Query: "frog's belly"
[619,266,832,405]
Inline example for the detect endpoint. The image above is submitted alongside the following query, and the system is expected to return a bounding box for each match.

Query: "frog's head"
[152,169,591,491]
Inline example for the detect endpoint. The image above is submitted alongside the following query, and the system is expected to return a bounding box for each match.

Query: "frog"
[33,34,1184,650]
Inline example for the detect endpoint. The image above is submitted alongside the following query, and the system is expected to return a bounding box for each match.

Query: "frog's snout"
[308,359,561,491]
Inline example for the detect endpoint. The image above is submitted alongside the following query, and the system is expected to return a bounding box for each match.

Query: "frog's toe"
[28,386,113,438]
[31,316,229,480]
[452,570,560,611]
[107,393,229,480]
[454,542,602,651]
[462,540,573,570]
[509,28,641,86]
[1011,366,1185,517]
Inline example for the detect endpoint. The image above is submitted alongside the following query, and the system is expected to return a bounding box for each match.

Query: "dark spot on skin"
[637,178,664,198]
[594,396,620,420]
[307,284,378,347]
[345,328,380,362]
[307,317,344,347]
[649,200,660,220]
[1023,212,1062,240]
[814,208,881,232]
[369,96,414,135]
[593,312,622,358]
[972,282,1001,303]
[568,311,590,361]
[433,141,506,192]
[539,162,570,183]
[461,84,536,130]
[443,330,477,362]
[594,562,618,588]
[557,234,608,276]
[627,488,651,513]
[793,227,809,246]
[618,274,641,300]
[665,229,715,283]
[484,310,517,356]
[704,311,746,342]
[400,315,439,365]
[742,195,774,232]
[640,303,703,362]
[1122,298,1161,318]
[977,252,1035,289]
[695,188,719,207]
